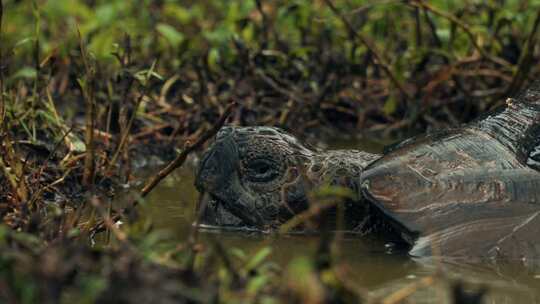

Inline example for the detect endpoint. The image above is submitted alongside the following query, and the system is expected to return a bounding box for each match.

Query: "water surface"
[135,138,540,303]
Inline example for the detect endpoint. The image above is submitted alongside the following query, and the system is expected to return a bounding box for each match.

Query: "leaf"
[67,228,80,238]
[230,248,247,261]
[245,247,272,271]
[163,4,192,23]
[247,275,270,294]
[11,67,37,79]
[134,60,163,85]
[313,185,355,200]
[77,78,87,90]
[383,96,398,116]
[14,37,34,49]
[259,297,280,304]
[287,256,314,277]
[207,48,220,70]
[156,23,185,47]
[89,30,115,58]
[10,231,43,251]
[79,276,107,304]
[436,28,451,43]
[36,109,57,125]
[95,3,117,26]
[67,133,86,153]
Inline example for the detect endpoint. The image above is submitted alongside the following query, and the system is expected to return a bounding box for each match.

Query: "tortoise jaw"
[198,195,244,228]
[226,191,266,228]
[198,193,266,230]
[196,195,269,233]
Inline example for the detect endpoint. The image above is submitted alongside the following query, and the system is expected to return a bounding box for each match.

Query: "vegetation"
[0,0,539,302]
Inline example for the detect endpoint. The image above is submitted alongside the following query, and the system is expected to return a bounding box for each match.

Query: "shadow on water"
[127,137,540,303]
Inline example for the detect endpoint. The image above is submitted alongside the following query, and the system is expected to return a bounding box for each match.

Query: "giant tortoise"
[195,81,540,262]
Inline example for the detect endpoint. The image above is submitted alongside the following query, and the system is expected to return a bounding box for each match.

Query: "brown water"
[135,138,540,303]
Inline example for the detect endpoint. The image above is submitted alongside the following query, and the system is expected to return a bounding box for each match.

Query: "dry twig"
[89,102,236,235]
[139,101,236,197]
[381,275,435,304]
[77,26,96,187]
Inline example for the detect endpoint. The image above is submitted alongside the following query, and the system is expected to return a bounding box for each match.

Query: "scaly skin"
[195,81,540,261]
[360,83,540,260]
[195,126,381,232]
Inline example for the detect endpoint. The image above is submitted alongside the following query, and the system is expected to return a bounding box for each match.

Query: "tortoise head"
[195,126,379,231]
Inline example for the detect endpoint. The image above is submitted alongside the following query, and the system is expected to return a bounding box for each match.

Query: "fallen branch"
[89,101,236,235]
[139,101,236,197]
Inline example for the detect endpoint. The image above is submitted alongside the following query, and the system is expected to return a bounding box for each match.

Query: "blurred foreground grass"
[1,0,539,303]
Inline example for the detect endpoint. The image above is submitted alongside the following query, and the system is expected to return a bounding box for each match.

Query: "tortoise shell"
[361,83,540,261]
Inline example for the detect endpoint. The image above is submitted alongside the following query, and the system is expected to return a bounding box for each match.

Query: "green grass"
[0,0,539,302]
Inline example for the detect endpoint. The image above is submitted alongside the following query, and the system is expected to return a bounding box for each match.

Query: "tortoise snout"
[195,149,217,192]
[215,126,234,140]
[195,129,239,193]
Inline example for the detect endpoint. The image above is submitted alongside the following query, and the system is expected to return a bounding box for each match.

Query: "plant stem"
[31,0,40,141]
[105,90,144,174]
[106,59,157,174]
[324,0,412,99]
[0,130,29,204]
[77,27,96,187]
[409,0,511,69]
[89,101,236,235]
[506,9,540,96]
[0,0,4,123]
[139,101,236,197]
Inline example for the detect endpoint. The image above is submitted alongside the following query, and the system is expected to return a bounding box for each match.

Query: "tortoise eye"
[252,161,270,174]
[246,159,279,183]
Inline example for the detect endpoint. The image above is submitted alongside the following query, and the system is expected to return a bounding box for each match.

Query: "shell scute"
[361,87,540,258]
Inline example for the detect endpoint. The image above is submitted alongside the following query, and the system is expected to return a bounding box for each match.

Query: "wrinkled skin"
[195,82,540,262]
[195,126,380,231]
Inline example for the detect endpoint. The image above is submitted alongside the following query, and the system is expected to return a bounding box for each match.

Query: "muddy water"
[137,138,540,303]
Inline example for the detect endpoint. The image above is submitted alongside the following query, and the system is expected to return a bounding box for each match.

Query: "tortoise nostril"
[195,132,240,192]
[216,126,234,139]
[196,150,216,190]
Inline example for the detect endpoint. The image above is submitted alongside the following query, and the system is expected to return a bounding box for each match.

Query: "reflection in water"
[134,138,540,303]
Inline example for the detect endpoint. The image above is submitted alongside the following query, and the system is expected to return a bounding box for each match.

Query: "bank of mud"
[2,1,540,302]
